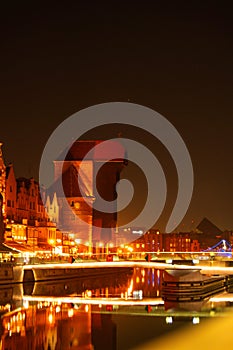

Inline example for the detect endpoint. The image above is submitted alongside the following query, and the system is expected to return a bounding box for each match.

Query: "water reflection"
[0,268,233,349]
[24,267,133,298]
[2,303,94,349]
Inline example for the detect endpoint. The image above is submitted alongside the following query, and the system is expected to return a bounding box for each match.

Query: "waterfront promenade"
[23,260,233,275]
[2,258,233,286]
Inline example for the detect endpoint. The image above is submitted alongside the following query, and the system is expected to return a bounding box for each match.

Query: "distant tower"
[0,143,6,218]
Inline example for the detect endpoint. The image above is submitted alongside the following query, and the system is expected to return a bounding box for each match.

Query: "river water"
[1,267,233,349]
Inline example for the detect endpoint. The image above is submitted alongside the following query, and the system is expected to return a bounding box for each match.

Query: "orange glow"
[48,313,53,324]
[127,279,134,295]
[68,308,74,317]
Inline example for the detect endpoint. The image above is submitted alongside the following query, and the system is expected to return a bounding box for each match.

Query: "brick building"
[49,140,126,249]
[131,229,163,253]
[0,143,57,252]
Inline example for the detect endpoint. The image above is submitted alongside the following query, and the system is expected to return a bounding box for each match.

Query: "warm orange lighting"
[127,279,133,295]
[23,295,164,306]
[48,313,53,324]
[55,306,61,313]
[23,300,29,309]
[166,316,173,324]
[86,290,92,297]
[68,308,74,317]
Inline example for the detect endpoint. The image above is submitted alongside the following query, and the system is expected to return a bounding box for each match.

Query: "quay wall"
[0,264,24,285]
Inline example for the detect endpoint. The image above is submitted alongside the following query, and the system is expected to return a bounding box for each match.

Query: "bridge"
[22,260,233,282]
[1,258,232,286]
[203,239,232,258]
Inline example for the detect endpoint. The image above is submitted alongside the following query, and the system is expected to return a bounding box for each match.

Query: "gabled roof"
[6,166,11,179]
[16,177,39,192]
[17,177,31,191]
[6,163,15,180]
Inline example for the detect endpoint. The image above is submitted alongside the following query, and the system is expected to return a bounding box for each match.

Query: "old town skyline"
[1,2,232,231]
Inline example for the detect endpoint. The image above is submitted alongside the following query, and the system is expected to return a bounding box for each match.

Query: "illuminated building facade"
[0,143,57,252]
[50,140,126,248]
[16,177,47,224]
[131,229,163,253]
[0,143,6,217]
[5,163,17,221]
[163,232,191,252]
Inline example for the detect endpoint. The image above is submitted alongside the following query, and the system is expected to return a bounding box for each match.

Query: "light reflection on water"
[0,268,233,350]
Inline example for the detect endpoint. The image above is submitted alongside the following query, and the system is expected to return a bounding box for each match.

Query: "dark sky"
[0,1,232,231]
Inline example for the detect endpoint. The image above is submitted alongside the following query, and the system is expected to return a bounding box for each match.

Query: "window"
[7,200,11,207]
[10,186,12,192]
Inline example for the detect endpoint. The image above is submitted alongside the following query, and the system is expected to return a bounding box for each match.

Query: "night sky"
[0,1,232,231]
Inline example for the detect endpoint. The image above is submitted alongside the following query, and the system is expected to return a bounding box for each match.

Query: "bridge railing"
[20,250,233,265]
